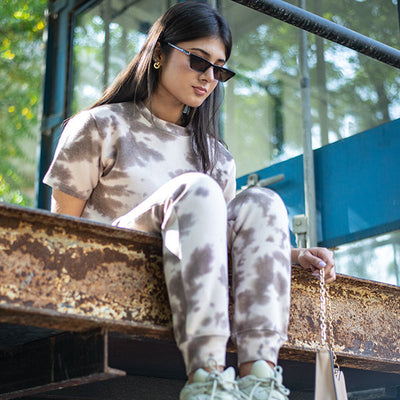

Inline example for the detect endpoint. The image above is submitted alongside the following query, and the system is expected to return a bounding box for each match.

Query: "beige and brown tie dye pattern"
[114,174,291,374]
[228,187,291,367]
[44,102,236,223]
[44,102,290,376]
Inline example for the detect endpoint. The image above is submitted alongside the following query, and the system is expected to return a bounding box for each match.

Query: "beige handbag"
[315,269,348,400]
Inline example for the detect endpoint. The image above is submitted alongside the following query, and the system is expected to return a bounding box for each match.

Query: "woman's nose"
[200,66,215,82]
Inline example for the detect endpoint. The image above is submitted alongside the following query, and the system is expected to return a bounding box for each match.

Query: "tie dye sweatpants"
[113,172,291,374]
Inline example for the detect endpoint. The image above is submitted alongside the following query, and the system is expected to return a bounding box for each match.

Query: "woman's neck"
[145,96,185,126]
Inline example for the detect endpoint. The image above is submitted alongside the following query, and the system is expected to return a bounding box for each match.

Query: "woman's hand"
[291,247,336,283]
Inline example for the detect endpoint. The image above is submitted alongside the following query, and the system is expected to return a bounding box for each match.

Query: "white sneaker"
[180,362,247,400]
[237,361,290,400]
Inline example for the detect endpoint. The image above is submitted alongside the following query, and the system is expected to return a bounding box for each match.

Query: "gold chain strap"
[318,268,328,346]
[319,268,340,370]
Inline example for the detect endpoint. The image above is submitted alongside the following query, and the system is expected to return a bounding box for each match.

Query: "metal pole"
[102,0,111,90]
[298,0,317,247]
[314,0,329,147]
[230,0,400,69]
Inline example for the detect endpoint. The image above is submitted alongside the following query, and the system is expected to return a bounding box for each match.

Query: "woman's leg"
[227,187,291,371]
[113,172,230,375]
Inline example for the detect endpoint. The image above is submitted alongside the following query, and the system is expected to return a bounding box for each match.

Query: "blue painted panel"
[314,119,400,247]
[236,119,400,247]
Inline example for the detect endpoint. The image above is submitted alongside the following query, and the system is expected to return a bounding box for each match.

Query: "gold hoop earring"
[154,61,161,70]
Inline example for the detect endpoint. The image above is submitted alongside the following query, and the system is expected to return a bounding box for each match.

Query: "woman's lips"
[193,86,207,96]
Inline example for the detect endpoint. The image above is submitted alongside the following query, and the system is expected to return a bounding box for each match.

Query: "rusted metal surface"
[284,266,400,373]
[0,329,125,399]
[0,202,171,336]
[0,202,399,374]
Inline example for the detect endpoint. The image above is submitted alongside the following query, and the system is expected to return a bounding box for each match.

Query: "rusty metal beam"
[0,202,170,337]
[0,203,399,374]
[0,329,125,399]
[285,266,400,374]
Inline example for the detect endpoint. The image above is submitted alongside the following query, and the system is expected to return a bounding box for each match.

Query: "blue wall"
[237,119,400,247]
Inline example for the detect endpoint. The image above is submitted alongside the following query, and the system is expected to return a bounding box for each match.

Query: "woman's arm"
[291,247,336,283]
[51,189,87,218]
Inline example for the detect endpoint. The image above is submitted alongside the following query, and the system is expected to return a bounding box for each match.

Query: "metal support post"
[298,0,317,247]
[292,214,308,248]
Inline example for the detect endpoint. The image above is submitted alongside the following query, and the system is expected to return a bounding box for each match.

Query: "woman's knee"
[230,187,289,225]
[175,172,226,206]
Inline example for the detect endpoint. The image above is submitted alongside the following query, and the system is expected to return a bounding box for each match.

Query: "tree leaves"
[0,0,46,205]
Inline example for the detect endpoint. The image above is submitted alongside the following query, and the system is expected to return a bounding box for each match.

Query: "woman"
[44,2,335,399]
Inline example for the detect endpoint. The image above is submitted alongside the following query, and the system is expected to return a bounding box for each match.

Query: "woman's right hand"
[291,247,336,283]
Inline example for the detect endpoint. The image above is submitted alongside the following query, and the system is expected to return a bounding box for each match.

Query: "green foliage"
[71,7,146,113]
[223,0,400,175]
[0,0,47,206]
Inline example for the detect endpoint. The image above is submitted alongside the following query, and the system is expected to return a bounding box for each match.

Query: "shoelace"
[247,367,290,400]
[206,368,248,400]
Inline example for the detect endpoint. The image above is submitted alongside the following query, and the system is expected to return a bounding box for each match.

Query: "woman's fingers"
[297,247,336,283]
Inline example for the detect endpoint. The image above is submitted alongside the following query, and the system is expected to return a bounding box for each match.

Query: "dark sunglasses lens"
[215,67,235,82]
[190,54,235,82]
[189,54,210,73]
[214,67,231,82]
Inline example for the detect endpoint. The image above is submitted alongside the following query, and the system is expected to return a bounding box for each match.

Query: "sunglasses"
[163,42,235,83]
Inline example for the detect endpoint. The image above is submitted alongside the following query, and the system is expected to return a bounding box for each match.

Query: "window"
[71,0,169,114]
[66,0,400,286]
[335,230,400,286]
[220,0,400,176]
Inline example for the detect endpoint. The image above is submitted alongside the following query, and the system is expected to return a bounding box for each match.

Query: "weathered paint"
[0,203,399,373]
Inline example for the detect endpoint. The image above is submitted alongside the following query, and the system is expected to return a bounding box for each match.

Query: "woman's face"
[155,36,227,109]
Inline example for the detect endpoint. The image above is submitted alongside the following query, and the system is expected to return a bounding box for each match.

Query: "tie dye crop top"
[43,102,236,224]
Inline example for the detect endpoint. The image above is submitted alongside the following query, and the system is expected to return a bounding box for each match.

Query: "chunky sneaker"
[237,360,290,400]
[180,360,247,400]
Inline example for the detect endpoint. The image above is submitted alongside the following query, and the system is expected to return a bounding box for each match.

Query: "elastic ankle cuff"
[179,335,229,374]
[235,330,286,366]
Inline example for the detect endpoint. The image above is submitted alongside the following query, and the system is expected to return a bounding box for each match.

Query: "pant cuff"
[179,335,229,375]
[235,329,287,366]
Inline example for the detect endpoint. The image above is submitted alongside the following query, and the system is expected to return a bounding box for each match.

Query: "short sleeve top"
[43,102,236,223]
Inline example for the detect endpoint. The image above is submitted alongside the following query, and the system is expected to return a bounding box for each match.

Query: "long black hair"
[91,1,233,172]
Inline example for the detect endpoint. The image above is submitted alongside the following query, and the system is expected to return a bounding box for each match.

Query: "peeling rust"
[0,203,399,373]
[286,266,400,373]
[0,203,170,329]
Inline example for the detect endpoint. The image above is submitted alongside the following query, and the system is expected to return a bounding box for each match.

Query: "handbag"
[315,268,348,400]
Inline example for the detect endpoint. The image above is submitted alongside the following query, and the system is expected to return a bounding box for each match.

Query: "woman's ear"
[153,42,164,64]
